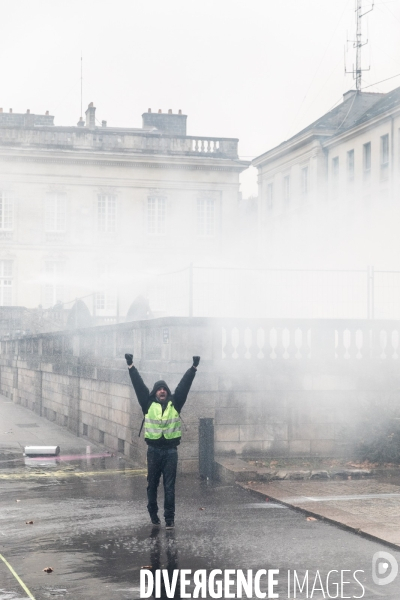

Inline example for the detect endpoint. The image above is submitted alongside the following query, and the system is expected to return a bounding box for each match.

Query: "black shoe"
[165,520,175,529]
[151,515,161,525]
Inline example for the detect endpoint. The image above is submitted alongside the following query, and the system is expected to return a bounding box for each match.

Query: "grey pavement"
[217,456,400,549]
[0,398,104,457]
[240,480,400,549]
[2,397,400,599]
[218,455,400,549]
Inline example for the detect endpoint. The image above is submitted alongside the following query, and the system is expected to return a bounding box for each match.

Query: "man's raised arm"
[125,354,150,413]
[173,356,200,413]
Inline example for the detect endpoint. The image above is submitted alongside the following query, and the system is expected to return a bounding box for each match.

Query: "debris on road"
[43,566,53,573]
[306,517,317,522]
[25,520,34,524]
[24,446,60,457]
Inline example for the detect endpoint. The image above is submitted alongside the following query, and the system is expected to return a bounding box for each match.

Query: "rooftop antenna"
[80,52,83,119]
[346,0,374,91]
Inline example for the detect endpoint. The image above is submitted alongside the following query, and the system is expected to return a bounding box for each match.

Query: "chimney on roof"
[77,116,85,127]
[0,108,2,113]
[158,109,162,113]
[27,109,30,114]
[343,90,358,102]
[85,102,96,129]
[101,120,107,127]
[45,111,49,116]
[9,109,12,113]
[142,109,187,136]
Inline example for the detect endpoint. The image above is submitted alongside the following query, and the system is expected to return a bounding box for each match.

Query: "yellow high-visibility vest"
[144,401,181,440]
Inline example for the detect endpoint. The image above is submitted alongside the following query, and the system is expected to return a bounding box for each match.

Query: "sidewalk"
[0,396,103,459]
[216,457,400,549]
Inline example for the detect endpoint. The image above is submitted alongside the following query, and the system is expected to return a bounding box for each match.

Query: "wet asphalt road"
[0,455,400,599]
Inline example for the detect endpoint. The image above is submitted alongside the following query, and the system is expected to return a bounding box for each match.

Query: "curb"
[239,482,400,552]
[215,457,400,483]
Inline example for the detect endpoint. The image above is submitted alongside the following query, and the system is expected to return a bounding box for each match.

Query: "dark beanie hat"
[150,380,171,397]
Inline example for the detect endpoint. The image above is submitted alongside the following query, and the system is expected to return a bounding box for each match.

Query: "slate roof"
[292,91,386,139]
[253,85,400,164]
[351,85,400,127]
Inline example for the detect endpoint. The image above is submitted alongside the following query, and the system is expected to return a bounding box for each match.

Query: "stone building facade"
[252,87,400,269]
[0,104,248,322]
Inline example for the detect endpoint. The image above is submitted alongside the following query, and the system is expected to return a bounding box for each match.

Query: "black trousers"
[146,446,178,521]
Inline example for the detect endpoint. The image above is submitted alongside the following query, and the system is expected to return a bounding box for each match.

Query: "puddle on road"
[0,453,144,484]
[4,544,137,600]
[0,460,295,599]
[0,450,25,471]
[0,476,253,596]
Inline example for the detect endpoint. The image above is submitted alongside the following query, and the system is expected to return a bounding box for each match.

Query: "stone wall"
[1,317,399,472]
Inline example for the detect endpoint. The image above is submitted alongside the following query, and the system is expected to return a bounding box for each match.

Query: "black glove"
[192,356,200,367]
[125,353,133,366]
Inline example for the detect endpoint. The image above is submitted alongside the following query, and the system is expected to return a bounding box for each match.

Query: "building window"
[197,199,215,237]
[332,156,339,185]
[301,166,309,194]
[267,183,274,209]
[0,191,13,230]
[347,150,354,181]
[380,134,389,180]
[45,193,66,232]
[363,142,371,179]
[0,260,12,306]
[95,291,116,312]
[147,197,166,235]
[97,195,116,232]
[283,175,290,202]
[44,261,65,307]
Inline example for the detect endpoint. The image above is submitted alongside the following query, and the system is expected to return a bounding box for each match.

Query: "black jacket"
[129,366,196,447]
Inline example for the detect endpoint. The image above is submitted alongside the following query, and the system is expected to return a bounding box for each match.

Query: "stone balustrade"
[0,126,239,159]
[221,318,400,360]
[4,317,398,362]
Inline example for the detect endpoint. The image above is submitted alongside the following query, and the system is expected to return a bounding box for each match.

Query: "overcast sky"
[1,0,399,196]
